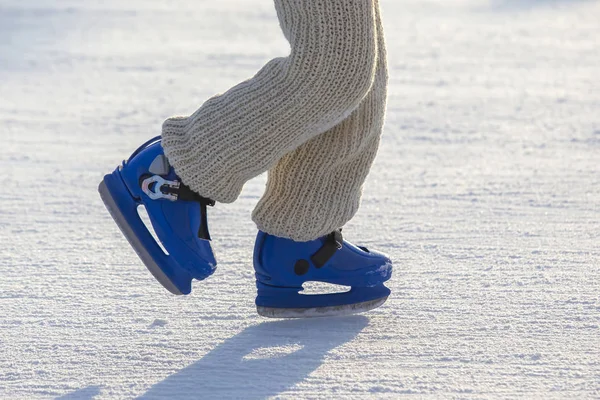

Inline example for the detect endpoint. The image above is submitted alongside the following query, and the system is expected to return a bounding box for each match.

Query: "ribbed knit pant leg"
[252,1,388,241]
[162,0,385,241]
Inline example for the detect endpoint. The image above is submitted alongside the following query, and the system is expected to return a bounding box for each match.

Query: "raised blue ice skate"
[254,230,392,318]
[98,136,216,295]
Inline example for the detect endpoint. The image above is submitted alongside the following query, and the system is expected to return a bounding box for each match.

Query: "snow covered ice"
[1,0,599,398]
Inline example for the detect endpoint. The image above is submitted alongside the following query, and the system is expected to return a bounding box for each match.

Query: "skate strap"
[165,183,215,206]
[158,181,214,240]
[197,201,211,241]
[141,174,215,240]
[168,182,214,240]
[311,230,343,268]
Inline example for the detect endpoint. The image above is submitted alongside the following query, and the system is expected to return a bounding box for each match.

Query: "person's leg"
[161,0,378,204]
[251,1,391,318]
[252,0,388,241]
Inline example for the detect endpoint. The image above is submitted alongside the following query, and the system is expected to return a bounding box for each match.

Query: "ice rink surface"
[1,0,599,398]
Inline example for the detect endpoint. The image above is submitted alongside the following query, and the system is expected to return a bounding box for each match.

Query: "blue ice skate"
[253,230,392,318]
[98,136,216,295]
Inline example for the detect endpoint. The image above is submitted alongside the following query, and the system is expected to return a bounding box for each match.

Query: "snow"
[1,0,599,398]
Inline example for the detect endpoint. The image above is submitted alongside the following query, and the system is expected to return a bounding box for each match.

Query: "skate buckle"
[141,175,180,201]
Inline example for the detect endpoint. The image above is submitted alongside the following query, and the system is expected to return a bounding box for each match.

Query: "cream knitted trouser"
[162,0,387,242]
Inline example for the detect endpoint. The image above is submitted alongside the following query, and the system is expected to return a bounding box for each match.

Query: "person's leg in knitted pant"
[252,0,387,241]
[161,0,378,210]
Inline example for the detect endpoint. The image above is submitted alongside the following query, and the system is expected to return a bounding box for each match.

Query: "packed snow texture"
[1,0,599,398]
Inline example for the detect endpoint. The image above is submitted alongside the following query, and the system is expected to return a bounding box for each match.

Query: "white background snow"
[1,0,599,398]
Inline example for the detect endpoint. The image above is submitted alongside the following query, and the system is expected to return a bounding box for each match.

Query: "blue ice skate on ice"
[98,136,216,295]
[254,230,392,318]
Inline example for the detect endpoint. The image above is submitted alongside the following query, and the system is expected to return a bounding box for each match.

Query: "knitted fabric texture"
[161,0,388,241]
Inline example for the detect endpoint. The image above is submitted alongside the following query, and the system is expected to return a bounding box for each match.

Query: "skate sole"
[256,296,388,319]
[98,179,183,295]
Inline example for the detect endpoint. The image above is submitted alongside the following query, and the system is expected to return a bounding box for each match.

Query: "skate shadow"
[139,316,369,399]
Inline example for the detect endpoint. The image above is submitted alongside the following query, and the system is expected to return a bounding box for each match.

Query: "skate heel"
[255,281,302,308]
[99,169,190,294]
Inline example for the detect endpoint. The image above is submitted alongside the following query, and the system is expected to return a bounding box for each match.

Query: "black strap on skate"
[161,182,215,206]
[160,182,215,241]
[311,229,343,268]
[196,201,212,241]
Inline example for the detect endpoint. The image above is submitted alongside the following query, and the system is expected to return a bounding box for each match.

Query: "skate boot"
[253,229,392,318]
[98,136,216,295]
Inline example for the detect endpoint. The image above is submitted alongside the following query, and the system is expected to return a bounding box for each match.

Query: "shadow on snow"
[139,316,369,399]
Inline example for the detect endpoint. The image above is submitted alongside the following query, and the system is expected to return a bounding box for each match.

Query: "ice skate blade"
[98,179,183,295]
[257,296,388,319]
